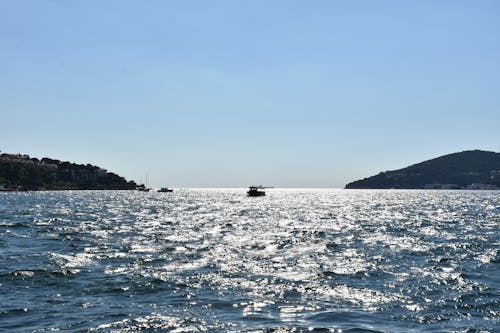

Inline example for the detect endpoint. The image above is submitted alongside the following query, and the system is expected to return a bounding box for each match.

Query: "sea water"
[0,189,498,332]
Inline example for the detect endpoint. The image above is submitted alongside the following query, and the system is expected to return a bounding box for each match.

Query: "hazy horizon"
[2,1,499,187]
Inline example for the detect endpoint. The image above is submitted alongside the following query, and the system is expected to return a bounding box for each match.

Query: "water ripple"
[0,189,498,332]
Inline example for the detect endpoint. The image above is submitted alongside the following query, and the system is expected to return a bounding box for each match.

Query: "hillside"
[345,150,500,189]
[0,153,137,191]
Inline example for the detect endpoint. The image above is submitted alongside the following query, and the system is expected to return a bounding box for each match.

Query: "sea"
[0,189,498,332]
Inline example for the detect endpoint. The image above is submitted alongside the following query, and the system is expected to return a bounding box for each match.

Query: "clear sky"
[1,1,499,188]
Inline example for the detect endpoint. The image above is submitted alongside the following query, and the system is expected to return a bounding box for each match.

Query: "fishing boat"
[247,186,265,197]
[158,187,173,193]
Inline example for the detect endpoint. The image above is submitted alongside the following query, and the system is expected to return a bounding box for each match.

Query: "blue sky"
[1,1,499,187]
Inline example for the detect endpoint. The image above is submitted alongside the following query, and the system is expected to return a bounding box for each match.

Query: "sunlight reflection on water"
[0,189,498,332]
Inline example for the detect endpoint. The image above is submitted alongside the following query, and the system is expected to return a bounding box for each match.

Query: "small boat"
[136,186,150,192]
[247,186,265,197]
[137,174,150,192]
[158,187,173,193]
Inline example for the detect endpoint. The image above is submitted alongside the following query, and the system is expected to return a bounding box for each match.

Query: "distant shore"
[0,152,137,191]
[345,150,500,190]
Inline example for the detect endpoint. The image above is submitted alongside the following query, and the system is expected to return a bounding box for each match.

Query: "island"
[345,150,500,190]
[0,152,137,191]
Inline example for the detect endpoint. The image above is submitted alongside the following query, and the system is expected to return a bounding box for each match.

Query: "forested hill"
[345,150,500,189]
[0,153,137,191]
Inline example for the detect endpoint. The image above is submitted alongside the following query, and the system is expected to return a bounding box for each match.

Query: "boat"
[137,173,151,192]
[247,186,265,197]
[136,185,150,192]
[158,187,173,193]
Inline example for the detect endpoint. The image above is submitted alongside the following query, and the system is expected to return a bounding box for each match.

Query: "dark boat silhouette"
[247,186,265,197]
[158,187,173,193]
[136,185,150,192]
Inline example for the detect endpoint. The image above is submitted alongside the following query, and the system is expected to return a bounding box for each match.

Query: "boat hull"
[247,190,265,197]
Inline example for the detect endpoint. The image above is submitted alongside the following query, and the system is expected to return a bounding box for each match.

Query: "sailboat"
[136,173,151,192]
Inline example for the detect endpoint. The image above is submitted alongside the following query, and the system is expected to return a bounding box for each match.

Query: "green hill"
[345,150,500,189]
[0,153,137,191]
